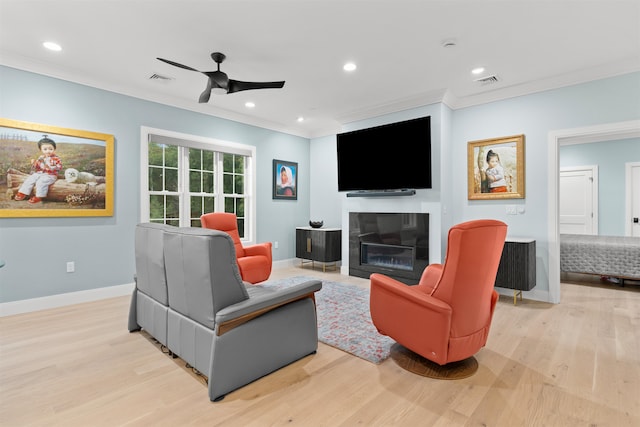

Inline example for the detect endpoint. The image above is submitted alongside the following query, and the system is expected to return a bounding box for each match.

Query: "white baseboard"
[272,258,299,269]
[0,265,552,317]
[0,283,135,317]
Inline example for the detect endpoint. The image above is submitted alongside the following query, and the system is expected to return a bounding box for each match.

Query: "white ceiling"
[1,0,639,138]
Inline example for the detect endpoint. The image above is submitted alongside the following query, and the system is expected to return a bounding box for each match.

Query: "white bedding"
[560,234,640,279]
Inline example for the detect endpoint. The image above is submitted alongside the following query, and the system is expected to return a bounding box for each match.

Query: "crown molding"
[0,53,311,139]
[335,88,450,125]
[3,52,639,141]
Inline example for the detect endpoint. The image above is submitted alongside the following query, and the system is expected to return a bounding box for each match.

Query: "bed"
[560,234,640,283]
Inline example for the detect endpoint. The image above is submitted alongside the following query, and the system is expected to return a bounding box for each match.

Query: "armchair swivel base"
[390,343,479,379]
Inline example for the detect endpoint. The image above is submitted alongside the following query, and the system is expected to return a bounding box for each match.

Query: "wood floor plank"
[1,269,639,426]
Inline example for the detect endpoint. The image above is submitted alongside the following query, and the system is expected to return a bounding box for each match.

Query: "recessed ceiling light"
[471,67,485,75]
[343,62,357,72]
[297,116,304,123]
[245,101,255,108]
[43,41,62,52]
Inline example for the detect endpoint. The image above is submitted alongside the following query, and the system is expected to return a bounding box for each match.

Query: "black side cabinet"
[295,227,341,271]
[495,238,536,304]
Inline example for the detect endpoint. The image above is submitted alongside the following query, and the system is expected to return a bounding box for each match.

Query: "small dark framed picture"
[272,159,298,200]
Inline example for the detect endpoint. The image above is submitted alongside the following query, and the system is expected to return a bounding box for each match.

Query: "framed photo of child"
[272,159,298,200]
[0,118,114,217]
[467,134,525,200]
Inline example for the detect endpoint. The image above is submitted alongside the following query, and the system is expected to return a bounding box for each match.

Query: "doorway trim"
[548,119,640,303]
[626,161,640,236]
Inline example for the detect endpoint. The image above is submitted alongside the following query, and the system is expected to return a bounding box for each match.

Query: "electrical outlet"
[66,261,75,273]
[506,205,517,215]
[274,241,279,249]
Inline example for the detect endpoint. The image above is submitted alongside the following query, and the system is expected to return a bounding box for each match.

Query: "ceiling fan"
[157,52,286,103]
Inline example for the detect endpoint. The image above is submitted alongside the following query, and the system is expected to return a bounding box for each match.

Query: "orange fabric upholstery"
[369,219,507,365]
[200,212,272,284]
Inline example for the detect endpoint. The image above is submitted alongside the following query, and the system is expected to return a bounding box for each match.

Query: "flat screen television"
[336,116,431,193]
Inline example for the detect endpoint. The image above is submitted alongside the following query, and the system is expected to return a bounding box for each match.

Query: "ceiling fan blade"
[199,78,213,103]
[157,57,201,72]
[159,52,284,100]
[227,80,285,94]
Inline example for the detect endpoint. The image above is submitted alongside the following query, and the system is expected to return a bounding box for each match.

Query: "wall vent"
[474,75,500,85]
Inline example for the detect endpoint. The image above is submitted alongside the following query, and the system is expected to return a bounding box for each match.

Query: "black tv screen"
[336,116,431,192]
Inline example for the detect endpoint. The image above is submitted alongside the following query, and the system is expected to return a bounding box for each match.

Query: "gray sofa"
[128,223,322,401]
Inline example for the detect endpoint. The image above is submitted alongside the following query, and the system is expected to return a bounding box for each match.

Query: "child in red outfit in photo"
[14,135,63,204]
[485,150,507,193]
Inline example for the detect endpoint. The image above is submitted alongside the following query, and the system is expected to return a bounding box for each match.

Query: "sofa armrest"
[370,273,451,314]
[215,280,322,335]
[243,242,272,259]
[416,263,443,294]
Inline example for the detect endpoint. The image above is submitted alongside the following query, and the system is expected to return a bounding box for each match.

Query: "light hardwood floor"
[1,267,638,426]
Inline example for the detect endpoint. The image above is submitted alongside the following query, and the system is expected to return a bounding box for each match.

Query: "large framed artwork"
[272,159,298,200]
[0,118,114,217]
[467,134,525,200]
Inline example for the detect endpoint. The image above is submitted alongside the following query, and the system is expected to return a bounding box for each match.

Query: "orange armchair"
[370,219,507,366]
[200,212,272,284]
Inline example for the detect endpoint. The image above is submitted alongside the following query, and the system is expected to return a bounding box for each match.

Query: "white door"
[626,162,640,237]
[560,166,598,235]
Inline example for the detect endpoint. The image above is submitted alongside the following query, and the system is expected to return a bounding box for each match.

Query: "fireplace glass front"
[349,212,429,284]
[361,242,415,271]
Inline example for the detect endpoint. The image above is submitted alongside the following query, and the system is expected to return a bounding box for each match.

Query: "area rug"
[260,276,394,364]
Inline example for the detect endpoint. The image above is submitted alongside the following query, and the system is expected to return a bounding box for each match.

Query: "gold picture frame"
[0,118,114,217]
[467,134,525,200]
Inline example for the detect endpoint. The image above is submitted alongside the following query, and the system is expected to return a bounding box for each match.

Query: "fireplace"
[349,212,429,285]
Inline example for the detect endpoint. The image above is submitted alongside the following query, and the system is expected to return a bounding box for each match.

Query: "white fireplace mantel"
[340,195,442,277]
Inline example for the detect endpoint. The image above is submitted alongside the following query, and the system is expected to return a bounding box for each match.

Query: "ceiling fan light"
[211,87,227,95]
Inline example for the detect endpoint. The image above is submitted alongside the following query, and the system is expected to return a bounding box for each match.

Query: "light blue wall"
[309,103,448,230]
[310,104,450,267]
[2,65,639,305]
[560,138,640,236]
[439,103,455,251]
[309,134,340,228]
[0,66,310,303]
[450,73,640,294]
[310,72,640,298]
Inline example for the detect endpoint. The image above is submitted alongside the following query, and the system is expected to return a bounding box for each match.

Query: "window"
[141,127,256,242]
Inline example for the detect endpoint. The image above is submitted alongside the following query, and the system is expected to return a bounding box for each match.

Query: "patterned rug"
[260,276,394,364]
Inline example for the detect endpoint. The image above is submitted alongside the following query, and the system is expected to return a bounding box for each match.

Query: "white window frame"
[140,126,257,244]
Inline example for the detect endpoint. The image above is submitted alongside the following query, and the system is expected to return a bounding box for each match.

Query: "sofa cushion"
[163,227,248,329]
[134,223,175,305]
